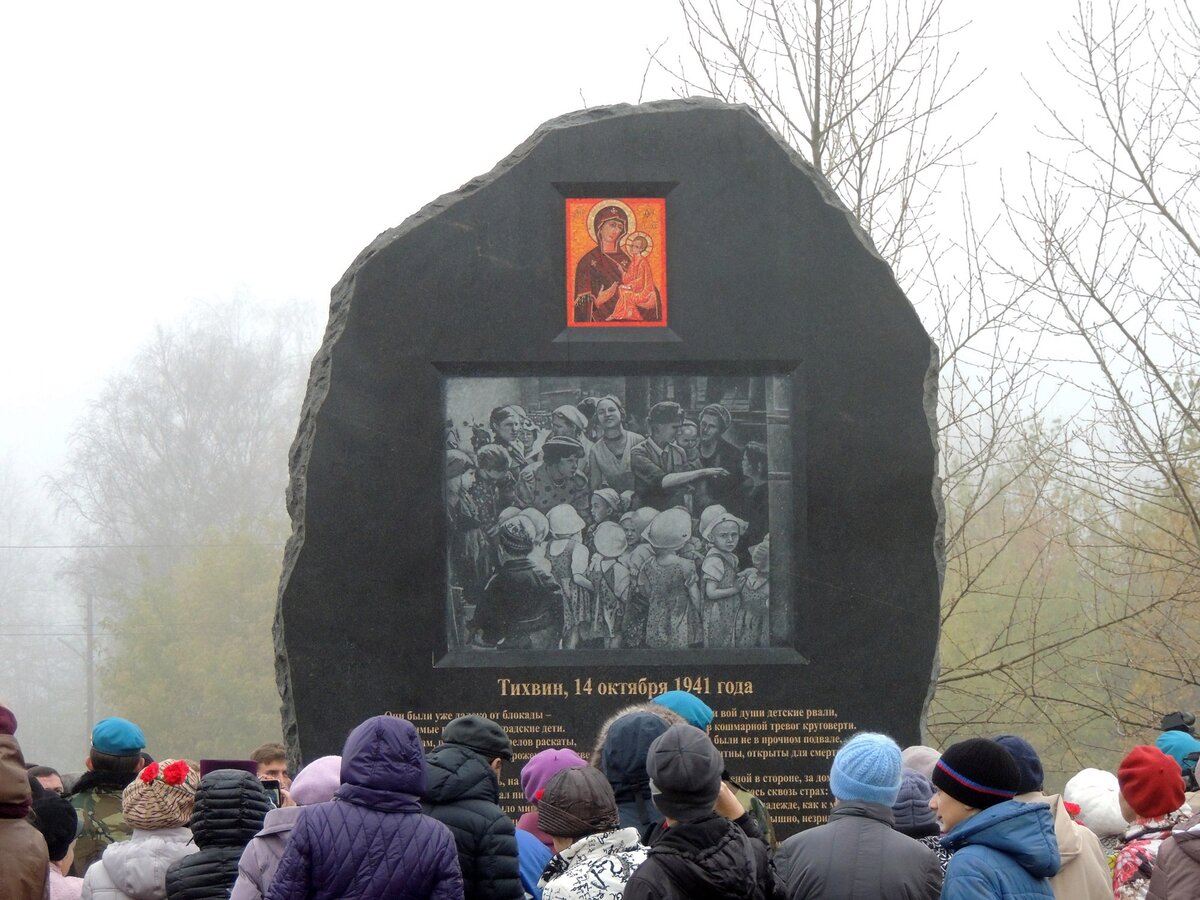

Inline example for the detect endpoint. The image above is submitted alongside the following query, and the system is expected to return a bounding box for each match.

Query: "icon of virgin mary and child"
[573,200,662,324]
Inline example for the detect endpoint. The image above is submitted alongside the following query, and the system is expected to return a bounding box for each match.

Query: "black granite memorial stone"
[275,99,941,836]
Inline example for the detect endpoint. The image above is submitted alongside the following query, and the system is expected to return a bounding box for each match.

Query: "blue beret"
[91,717,145,756]
[652,690,715,730]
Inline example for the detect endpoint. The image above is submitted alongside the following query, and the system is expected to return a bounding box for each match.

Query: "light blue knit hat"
[829,732,903,806]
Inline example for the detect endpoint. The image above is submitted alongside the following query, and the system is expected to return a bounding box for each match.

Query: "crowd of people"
[7,697,1200,899]
[446,398,772,651]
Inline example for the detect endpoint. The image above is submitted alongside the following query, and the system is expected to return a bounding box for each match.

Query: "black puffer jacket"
[166,769,272,899]
[624,812,782,900]
[421,744,522,900]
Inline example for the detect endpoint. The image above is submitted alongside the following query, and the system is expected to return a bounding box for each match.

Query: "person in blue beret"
[67,716,147,876]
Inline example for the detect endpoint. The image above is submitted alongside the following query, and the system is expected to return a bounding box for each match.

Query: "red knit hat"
[1118,745,1184,818]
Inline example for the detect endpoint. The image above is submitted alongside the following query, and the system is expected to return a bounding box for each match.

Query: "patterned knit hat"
[123,759,199,828]
[1118,745,1184,819]
[497,517,535,556]
[830,733,903,806]
[931,738,1020,810]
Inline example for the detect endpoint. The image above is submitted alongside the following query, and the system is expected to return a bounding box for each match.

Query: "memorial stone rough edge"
[273,98,945,823]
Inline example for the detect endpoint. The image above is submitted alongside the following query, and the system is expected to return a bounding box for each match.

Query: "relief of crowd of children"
[445,395,772,651]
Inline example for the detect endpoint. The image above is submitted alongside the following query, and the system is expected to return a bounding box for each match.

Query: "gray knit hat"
[646,724,723,822]
[891,768,939,838]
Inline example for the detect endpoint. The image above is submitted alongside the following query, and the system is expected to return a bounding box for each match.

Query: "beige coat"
[1015,790,1111,900]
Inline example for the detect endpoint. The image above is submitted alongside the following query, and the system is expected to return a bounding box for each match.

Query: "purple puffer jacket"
[265,717,464,900]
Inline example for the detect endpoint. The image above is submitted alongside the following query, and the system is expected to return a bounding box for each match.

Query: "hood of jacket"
[336,715,427,811]
[190,769,273,848]
[590,703,684,768]
[423,743,499,805]
[1016,791,1082,863]
[942,799,1061,879]
[597,712,672,798]
[1157,730,1200,768]
[648,813,766,899]
[254,803,304,838]
[1171,809,1200,865]
[100,827,197,899]
[0,734,30,812]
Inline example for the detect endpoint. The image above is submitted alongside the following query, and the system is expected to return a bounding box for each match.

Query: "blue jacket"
[515,827,549,900]
[940,800,1060,899]
[266,717,463,900]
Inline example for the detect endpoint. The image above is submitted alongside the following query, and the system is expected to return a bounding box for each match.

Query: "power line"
[0,542,285,550]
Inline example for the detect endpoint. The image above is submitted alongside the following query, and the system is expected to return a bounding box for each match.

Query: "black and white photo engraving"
[444,374,792,657]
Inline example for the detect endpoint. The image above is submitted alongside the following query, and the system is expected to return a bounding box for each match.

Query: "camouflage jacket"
[70,776,136,877]
[729,780,778,849]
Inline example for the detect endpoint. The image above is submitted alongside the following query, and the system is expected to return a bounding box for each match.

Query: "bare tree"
[48,300,317,748]
[659,1,1200,778]
[665,0,986,284]
[662,1,1080,749]
[51,301,314,584]
[951,0,1200,768]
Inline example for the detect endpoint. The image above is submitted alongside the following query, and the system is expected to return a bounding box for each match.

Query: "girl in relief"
[637,507,701,649]
[698,504,748,649]
[546,504,592,649]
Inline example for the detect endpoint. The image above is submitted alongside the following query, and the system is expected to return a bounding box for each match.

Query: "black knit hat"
[32,792,79,862]
[646,723,724,822]
[537,766,619,838]
[931,738,1020,810]
[442,715,513,762]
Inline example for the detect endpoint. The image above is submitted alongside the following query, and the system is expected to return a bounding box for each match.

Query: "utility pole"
[85,591,95,730]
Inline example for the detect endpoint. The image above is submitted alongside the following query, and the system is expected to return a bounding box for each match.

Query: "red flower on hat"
[163,760,190,786]
[534,789,545,801]
[139,762,160,783]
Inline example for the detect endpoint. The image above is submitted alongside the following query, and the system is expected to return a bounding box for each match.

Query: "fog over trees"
[2,0,1196,782]
[2,303,317,767]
